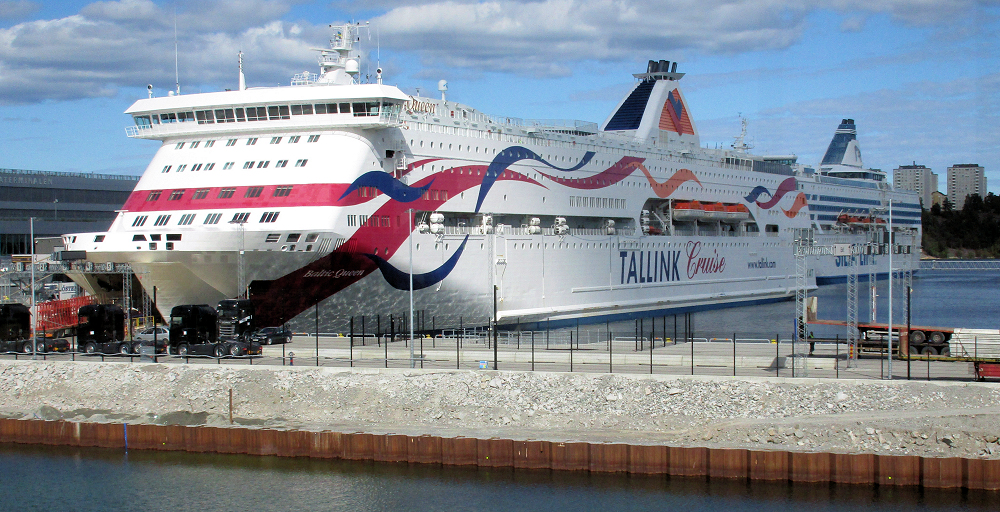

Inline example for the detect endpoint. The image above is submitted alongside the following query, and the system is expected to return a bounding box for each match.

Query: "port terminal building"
[0,168,138,256]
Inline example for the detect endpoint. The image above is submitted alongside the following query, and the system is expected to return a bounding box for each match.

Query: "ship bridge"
[125,84,409,140]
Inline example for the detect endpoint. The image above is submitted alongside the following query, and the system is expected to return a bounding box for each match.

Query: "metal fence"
[6,323,993,383]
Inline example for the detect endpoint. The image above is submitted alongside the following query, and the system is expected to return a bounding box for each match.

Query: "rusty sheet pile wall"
[1,418,997,490]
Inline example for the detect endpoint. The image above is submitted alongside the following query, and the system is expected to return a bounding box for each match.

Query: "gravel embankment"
[1,360,999,459]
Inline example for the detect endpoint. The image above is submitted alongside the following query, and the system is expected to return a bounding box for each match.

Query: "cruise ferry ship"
[63,23,920,329]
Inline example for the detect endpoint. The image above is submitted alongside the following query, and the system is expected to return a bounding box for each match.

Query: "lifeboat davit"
[672,200,705,221]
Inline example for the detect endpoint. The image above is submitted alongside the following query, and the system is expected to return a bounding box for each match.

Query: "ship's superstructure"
[63,28,920,328]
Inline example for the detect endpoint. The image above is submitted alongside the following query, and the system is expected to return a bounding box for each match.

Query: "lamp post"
[887,199,893,379]
[229,219,246,298]
[30,217,36,359]
[408,208,414,368]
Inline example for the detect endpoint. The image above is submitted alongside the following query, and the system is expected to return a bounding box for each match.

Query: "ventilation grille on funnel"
[604,80,656,131]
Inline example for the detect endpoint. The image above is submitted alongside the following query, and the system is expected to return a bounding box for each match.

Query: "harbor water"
[1,443,997,512]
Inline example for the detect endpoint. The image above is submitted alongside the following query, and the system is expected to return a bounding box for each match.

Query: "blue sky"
[1,0,997,195]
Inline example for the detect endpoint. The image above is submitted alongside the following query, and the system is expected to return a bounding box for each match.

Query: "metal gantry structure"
[794,226,915,372]
[1,260,153,338]
[793,228,814,344]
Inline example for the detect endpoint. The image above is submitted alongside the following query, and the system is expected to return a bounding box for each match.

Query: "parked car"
[131,326,170,354]
[250,326,293,345]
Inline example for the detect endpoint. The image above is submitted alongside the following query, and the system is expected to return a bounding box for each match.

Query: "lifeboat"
[702,202,727,221]
[723,204,751,222]
[672,200,705,221]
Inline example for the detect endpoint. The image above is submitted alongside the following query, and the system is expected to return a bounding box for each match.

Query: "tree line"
[922,193,1000,258]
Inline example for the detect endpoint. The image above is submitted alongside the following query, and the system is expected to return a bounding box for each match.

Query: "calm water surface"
[1,443,996,512]
[614,269,1000,340]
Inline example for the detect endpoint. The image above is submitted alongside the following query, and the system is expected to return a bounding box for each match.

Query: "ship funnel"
[659,60,669,72]
[647,60,657,74]
[671,62,677,73]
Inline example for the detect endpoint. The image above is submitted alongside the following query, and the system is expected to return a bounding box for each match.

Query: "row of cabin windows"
[145,185,295,202]
[128,233,181,241]
[570,196,627,209]
[130,211,283,228]
[173,135,317,150]
[240,159,308,169]
[134,100,390,128]
[346,215,391,228]
[161,159,305,173]
[161,163,218,173]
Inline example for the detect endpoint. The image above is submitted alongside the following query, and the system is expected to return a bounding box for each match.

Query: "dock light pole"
[887,199,893,379]
[493,285,498,370]
[229,218,247,298]
[408,209,414,368]
[30,217,36,360]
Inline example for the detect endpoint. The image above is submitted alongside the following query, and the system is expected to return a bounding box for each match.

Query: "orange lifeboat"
[724,204,751,222]
[703,202,727,220]
[672,200,705,221]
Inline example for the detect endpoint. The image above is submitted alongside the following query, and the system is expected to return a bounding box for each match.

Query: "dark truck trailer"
[78,304,130,355]
[2,304,71,354]
[169,304,261,357]
[1,303,34,353]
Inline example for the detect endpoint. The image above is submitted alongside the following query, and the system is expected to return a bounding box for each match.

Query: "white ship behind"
[63,23,920,329]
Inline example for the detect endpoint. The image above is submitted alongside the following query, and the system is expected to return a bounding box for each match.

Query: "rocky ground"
[1,360,999,459]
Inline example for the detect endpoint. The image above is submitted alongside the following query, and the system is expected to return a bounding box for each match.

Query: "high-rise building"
[947,164,987,210]
[893,163,937,209]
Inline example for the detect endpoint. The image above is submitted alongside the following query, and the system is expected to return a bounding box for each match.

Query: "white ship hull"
[62,34,920,330]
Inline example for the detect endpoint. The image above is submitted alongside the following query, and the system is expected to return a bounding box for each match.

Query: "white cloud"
[840,15,866,32]
[0,0,37,20]
[0,0,996,103]
[373,0,810,76]
[0,0,321,104]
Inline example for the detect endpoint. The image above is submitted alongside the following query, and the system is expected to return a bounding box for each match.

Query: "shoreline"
[2,419,998,490]
[1,360,999,488]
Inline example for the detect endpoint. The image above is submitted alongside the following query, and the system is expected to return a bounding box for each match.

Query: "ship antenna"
[731,113,753,153]
[238,51,246,91]
[173,10,180,95]
[174,6,181,96]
